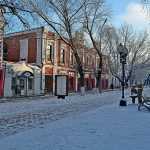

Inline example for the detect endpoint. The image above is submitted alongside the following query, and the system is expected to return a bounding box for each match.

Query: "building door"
[12,77,33,96]
[45,75,53,93]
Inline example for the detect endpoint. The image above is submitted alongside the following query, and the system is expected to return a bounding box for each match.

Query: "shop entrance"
[12,71,34,96]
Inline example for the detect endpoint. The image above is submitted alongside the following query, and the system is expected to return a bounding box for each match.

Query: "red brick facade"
[5,32,37,63]
[4,27,110,94]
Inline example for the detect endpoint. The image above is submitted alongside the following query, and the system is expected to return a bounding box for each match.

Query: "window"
[11,78,16,89]
[86,56,89,65]
[60,49,65,64]
[70,51,74,65]
[46,43,54,62]
[20,78,25,89]
[3,42,8,61]
[28,78,33,90]
[92,58,95,66]
[20,39,28,61]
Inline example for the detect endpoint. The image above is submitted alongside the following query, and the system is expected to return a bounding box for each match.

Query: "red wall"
[4,32,37,63]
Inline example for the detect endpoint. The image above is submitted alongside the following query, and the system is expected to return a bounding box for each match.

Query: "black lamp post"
[117,43,128,106]
[0,7,5,63]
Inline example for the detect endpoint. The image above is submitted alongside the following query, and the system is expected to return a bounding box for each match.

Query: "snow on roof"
[8,61,34,76]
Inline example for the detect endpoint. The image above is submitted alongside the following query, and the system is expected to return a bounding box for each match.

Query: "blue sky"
[106,0,149,30]
[5,0,149,33]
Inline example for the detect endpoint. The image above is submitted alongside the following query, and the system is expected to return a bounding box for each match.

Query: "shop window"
[11,78,16,89]
[28,78,33,90]
[20,78,25,89]
[60,49,65,64]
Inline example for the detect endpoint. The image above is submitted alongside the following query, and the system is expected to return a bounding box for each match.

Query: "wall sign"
[20,71,33,78]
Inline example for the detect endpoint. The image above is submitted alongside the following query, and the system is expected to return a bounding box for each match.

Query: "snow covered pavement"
[0,99,150,150]
[0,90,121,139]
[0,88,150,150]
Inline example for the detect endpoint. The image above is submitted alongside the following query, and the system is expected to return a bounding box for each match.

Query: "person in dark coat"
[137,84,143,104]
[131,85,137,103]
[110,83,114,89]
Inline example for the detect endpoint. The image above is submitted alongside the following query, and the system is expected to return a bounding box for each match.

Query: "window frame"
[60,48,65,64]
[46,41,54,62]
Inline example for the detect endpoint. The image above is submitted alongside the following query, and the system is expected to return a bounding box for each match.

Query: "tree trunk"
[73,50,85,95]
[77,64,85,95]
[96,56,102,93]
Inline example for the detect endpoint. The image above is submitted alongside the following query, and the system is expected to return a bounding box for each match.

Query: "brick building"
[3,27,110,97]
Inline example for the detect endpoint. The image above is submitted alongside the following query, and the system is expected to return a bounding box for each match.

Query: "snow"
[0,90,121,117]
[0,88,150,150]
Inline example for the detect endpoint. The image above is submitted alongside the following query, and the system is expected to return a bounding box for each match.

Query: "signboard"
[55,75,68,98]
[22,71,33,78]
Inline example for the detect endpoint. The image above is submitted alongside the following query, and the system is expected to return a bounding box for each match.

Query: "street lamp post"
[0,7,5,68]
[0,7,5,97]
[117,43,128,106]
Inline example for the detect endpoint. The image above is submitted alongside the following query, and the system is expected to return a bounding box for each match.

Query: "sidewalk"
[0,88,119,104]
[0,89,120,139]
[0,102,150,150]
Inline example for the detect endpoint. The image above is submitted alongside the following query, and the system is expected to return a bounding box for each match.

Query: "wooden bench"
[138,96,150,111]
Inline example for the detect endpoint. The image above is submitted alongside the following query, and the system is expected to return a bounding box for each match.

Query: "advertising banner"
[55,75,68,98]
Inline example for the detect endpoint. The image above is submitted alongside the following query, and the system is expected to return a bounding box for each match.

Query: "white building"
[4,61,41,97]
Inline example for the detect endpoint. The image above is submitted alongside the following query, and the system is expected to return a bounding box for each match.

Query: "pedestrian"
[110,83,114,90]
[130,85,137,103]
[137,84,143,104]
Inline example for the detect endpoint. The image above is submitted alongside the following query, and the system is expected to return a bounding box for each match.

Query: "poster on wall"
[55,75,68,99]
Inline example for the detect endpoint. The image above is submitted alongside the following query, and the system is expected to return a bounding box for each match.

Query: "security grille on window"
[60,49,65,64]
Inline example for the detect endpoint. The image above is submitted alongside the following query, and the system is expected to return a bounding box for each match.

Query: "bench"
[138,96,150,111]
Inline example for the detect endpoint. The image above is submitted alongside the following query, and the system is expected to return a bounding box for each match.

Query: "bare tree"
[0,0,34,29]
[141,0,150,17]
[21,0,87,94]
[105,24,149,86]
[82,0,110,92]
